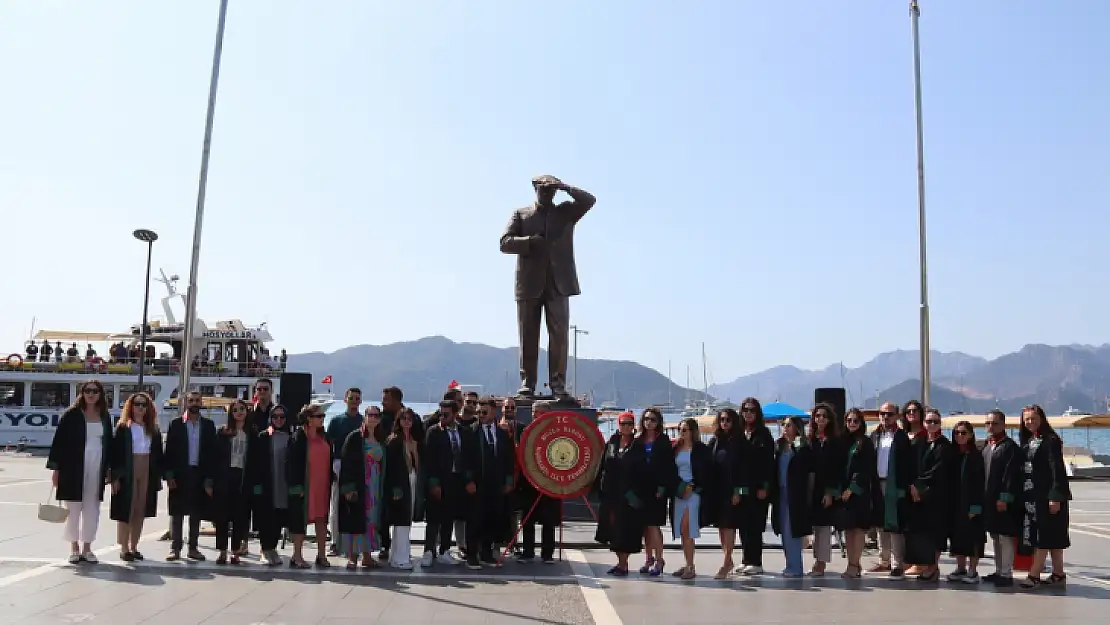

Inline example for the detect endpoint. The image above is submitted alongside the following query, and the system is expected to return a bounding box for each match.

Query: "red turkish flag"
[321,375,333,385]
[448,380,459,389]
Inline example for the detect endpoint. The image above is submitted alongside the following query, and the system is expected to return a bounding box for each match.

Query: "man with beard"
[466,397,515,569]
[420,398,476,567]
[517,399,561,564]
[377,385,407,560]
[164,391,217,561]
[325,388,363,556]
[981,409,1021,587]
[249,378,277,433]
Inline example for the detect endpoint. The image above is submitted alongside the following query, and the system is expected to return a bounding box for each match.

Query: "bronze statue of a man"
[500,175,595,399]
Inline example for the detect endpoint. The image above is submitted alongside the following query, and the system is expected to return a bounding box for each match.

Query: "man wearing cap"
[500,175,595,399]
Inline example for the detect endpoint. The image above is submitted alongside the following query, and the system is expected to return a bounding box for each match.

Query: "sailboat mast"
[701,342,708,401]
[667,360,672,405]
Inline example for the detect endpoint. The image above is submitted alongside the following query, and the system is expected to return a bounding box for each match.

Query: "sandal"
[290,558,311,569]
[1045,573,1067,585]
[680,566,696,580]
[230,554,240,565]
[917,569,939,582]
[841,564,862,579]
[315,556,331,568]
[714,565,731,580]
[671,566,687,578]
[1020,575,1042,589]
[346,561,357,570]
[649,558,665,577]
[638,556,655,575]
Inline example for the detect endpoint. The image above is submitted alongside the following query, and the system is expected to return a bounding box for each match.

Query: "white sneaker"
[946,569,967,582]
[420,552,434,567]
[391,560,413,570]
[437,552,461,566]
[83,552,98,564]
[961,572,981,584]
[742,565,763,575]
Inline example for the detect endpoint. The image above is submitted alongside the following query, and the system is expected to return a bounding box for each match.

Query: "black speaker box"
[279,372,313,415]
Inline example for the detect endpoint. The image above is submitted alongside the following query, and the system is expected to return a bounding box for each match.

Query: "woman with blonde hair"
[109,392,164,561]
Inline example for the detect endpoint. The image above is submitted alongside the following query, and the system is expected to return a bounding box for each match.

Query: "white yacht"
[0,272,289,448]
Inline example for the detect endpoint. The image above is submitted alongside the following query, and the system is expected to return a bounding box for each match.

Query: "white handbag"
[37,487,69,524]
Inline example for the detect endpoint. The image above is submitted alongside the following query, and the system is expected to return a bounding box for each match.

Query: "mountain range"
[289,337,1110,415]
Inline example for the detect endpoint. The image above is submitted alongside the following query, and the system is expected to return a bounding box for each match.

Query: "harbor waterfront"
[0,452,1108,624]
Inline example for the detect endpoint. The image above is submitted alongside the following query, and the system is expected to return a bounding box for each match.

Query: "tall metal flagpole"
[910,0,931,407]
[178,0,230,401]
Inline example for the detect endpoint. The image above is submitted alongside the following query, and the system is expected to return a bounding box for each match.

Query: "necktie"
[486,425,495,450]
[449,429,459,454]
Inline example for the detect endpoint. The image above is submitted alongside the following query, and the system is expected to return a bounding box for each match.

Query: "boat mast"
[701,342,708,404]
[667,360,672,406]
[178,0,230,399]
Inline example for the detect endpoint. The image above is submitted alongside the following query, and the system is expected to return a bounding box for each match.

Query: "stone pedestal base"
[512,395,598,425]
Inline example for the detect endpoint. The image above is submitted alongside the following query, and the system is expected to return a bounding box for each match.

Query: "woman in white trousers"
[46,381,113,564]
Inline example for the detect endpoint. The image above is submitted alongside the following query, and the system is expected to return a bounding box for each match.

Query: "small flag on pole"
[448,380,460,390]
[321,375,333,385]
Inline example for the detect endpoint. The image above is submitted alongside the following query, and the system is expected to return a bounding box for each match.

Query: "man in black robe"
[249,378,277,433]
[981,409,1021,586]
[420,399,475,567]
[517,400,561,564]
[164,391,217,561]
[467,397,515,568]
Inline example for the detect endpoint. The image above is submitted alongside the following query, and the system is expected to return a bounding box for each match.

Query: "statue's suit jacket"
[500,198,594,301]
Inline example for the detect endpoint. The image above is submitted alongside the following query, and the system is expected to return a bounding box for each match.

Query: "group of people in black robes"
[592,397,1072,589]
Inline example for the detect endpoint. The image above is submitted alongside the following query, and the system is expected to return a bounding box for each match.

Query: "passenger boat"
[0,272,287,448]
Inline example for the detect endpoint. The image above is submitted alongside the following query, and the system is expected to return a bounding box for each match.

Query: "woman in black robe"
[249,404,292,566]
[807,402,843,576]
[668,418,712,579]
[903,409,952,581]
[208,399,256,565]
[1017,404,1072,589]
[838,408,875,578]
[383,408,424,569]
[109,392,163,562]
[47,380,113,563]
[737,397,775,575]
[770,416,815,578]
[705,408,747,580]
[594,413,651,576]
[337,408,387,569]
[636,407,677,577]
[946,420,986,583]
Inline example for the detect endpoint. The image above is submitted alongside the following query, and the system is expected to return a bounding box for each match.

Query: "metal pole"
[137,241,154,389]
[571,325,577,396]
[910,0,931,407]
[178,0,230,400]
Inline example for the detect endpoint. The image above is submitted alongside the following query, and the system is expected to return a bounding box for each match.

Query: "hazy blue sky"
[2,1,1106,385]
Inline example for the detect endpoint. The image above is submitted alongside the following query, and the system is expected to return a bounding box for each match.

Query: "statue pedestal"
[512,395,598,425]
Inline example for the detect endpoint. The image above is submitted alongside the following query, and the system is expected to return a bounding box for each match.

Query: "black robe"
[871,427,915,532]
[249,429,291,533]
[207,427,255,525]
[704,433,747,529]
[982,436,1021,537]
[1018,434,1071,553]
[837,434,876,531]
[423,423,476,524]
[948,446,986,558]
[108,424,164,521]
[640,433,677,527]
[810,435,846,527]
[668,441,712,530]
[594,435,651,554]
[904,434,952,564]
[739,426,775,534]
[337,431,386,536]
[46,407,113,502]
[163,416,217,519]
[285,427,333,534]
[770,442,815,539]
[470,421,515,542]
[383,434,425,527]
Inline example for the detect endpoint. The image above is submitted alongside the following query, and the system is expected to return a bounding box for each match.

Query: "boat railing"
[1,355,283,378]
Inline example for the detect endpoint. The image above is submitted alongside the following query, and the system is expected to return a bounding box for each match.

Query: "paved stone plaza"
[1,454,1109,624]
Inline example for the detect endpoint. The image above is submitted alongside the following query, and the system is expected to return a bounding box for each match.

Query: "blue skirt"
[672,493,701,540]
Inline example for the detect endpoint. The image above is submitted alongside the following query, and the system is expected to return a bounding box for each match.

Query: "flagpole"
[910,0,932,407]
[178,0,230,401]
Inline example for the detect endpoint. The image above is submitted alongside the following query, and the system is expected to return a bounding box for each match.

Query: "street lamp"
[133,229,158,390]
[910,0,932,406]
[570,325,589,398]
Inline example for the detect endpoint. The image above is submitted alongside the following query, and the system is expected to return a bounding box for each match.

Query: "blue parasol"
[761,402,810,420]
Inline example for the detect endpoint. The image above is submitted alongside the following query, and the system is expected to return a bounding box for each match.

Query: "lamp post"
[570,325,588,397]
[910,0,932,406]
[132,229,159,390]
